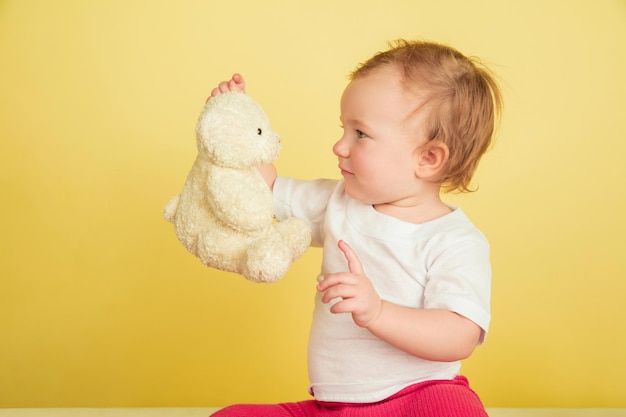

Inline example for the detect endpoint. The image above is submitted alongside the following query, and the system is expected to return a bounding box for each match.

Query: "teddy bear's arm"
[162,195,180,223]
[207,168,274,232]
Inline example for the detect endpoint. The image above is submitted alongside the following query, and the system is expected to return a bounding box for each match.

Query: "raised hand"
[317,240,383,328]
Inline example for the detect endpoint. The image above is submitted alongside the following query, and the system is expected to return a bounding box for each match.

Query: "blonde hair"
[351,40,503,193]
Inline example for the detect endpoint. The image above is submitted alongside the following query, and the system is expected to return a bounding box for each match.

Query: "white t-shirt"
[273,177,491,403]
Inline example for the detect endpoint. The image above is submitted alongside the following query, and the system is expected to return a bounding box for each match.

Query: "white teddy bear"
[164,92,311,283]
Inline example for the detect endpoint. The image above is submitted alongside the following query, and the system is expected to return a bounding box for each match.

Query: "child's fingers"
[329,298,356,315]
[319,281,359,304]
[231,73,246,90]
[207,74,246,102]
[209,83,229,98]
[218,81,232,93]
[317,272,351,292]
[338,240,364,275]
[227,79,239,91]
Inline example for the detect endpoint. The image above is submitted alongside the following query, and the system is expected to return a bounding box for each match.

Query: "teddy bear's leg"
[273,218,312,260]
[196,231,247,275]
[243,219,311,283]
[243,238,292,284]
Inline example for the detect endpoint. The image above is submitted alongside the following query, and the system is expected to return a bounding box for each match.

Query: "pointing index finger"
[338,240,364,275]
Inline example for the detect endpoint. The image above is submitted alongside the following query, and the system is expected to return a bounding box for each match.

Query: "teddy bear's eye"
[257,128,262,135]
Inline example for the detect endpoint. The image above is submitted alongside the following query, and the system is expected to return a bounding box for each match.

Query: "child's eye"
[356,130,367,138]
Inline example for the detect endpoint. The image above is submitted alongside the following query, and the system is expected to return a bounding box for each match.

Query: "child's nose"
[332,135,348,158]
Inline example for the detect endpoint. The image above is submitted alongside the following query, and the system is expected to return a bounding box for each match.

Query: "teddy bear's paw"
[243,240,292,283]
[163,195,180,223]
[273,217,312,259]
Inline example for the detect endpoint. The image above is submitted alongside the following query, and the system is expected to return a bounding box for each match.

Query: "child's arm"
[317,240,482,362]
[366,301,481,362]
[208,74,277,190]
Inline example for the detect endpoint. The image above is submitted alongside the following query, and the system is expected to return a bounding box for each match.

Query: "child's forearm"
[366,301,482,362]
[257,163,277,190]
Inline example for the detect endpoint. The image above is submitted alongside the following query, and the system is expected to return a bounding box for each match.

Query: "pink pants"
[210,376,488,417]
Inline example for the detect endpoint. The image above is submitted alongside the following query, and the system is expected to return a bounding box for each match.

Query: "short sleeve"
[423,236,491,343]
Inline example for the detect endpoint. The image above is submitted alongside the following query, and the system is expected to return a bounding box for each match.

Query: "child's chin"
[344,186,370,205]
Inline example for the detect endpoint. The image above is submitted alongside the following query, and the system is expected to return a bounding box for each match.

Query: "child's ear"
[414,141,449,179]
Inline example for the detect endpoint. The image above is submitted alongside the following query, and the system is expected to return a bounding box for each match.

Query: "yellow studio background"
[1,0,625,409]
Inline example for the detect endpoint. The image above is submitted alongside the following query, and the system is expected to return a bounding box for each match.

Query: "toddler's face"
[333,66,427,206]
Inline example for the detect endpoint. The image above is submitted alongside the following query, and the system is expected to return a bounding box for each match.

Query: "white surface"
[487,410,626,417]
[0,408,625,417]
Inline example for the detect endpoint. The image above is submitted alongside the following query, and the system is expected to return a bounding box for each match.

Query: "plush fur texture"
[164,92,311,283]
